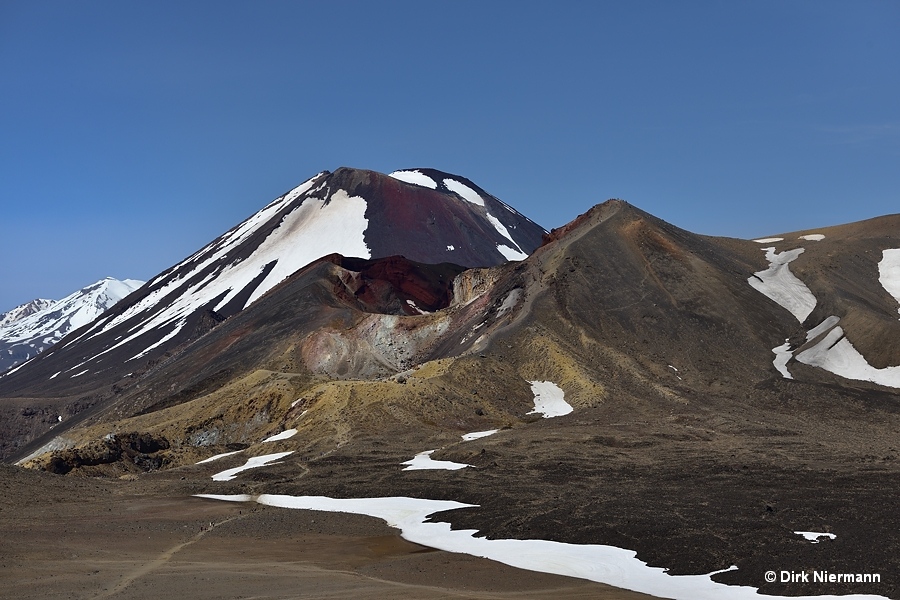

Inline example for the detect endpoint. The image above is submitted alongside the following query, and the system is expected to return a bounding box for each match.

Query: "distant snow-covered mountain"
[0,299,55,329]
[0,278,144,373]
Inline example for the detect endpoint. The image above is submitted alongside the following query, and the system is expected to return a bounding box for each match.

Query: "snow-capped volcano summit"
[386,168,537,261]
[0,167,545,393]
[0,277,144,374]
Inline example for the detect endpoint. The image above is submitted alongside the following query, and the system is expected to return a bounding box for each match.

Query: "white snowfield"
[401,450,471,471]
[752,237,783,243]
[763,308,900,390]
[262,429,297,442]
[795,326,900,388]
[210,451,293,481]
[389,170,437,189]
[747,247,816,322]
[879,249,900,314]
[748,244,900,387]
[788,248,900,388]
[195,493,887,600]
[60,176,374,368]
[232,189,370,309]
[799,234,825,241]
[461,429,499,441]
[527,381,573,418]
[795,531,837,543]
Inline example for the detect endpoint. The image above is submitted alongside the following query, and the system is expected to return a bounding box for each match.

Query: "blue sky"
[1,1,898,311]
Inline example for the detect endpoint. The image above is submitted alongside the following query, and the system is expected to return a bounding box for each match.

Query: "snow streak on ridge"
[71,176,373,367]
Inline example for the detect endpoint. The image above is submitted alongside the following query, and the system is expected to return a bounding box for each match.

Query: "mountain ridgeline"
[0,168,546,399]
[0,278,144,374]
[1,168,899,598]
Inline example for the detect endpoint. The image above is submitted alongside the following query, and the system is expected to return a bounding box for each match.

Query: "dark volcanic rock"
[0,168,545,456]
[329,255,467,314]
[3,190,900,599]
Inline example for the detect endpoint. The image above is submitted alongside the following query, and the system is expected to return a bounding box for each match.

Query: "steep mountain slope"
[747,216,900,387]
[0,168,544,397]
[0,278,143,374]
[4,197,899,597]
[0,167,545,458]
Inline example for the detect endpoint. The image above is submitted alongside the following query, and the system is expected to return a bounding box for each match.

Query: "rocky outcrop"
[25,431,169,475]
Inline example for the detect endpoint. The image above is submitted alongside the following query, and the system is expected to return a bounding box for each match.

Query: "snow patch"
[461,429,498,441]
[747,247,816,322]
[263,429,297,442]
[196,450,243,465]
[795,326,900,389]
[878,249,900,315]
[402,450,471,471]
[71,176,325,349]
[210,451,293,481]
[753,237,783,243]
[497,244,529,261]
[442,178,485,206]
[406,299,428,315]
[795,531,836,543]
[389,170,438,189]
[798,234,825,241]
[195,494,886,600]
[527,381,573,418]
